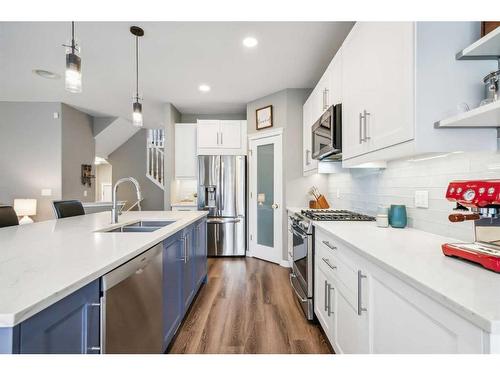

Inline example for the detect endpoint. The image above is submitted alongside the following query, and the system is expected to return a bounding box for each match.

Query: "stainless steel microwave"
[311,104,342,161]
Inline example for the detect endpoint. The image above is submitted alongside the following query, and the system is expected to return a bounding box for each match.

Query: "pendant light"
[131,26,144,127]
[63,22,82,93]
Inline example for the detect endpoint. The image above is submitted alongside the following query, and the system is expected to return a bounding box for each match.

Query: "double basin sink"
[103,220,175,233]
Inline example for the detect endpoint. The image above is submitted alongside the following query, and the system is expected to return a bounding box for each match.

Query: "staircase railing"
[146,129,165,190]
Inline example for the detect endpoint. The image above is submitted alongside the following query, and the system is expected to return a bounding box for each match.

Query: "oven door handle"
[289,273,308,303]
[291,227,307,240]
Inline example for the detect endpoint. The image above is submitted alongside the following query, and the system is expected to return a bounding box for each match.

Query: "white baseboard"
[280,260,291,268]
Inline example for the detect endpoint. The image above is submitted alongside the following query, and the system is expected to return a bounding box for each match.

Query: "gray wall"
[61,104,95,202]
[108,129,164,211]
[93,117,115,136]
[164,103,182,210]
[0,102,62,221]
[180,113,246,123]
[246,89,329,261]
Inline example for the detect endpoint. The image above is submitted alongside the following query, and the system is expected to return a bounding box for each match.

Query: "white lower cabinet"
[314,227,486,354]
[314,265,335,343]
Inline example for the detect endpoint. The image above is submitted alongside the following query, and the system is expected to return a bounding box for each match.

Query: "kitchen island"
[0,210,208,354]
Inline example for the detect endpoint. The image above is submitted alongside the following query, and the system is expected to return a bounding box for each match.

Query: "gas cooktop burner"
[300,209,375,222]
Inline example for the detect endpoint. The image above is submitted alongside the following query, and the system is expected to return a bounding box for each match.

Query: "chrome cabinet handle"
[216,132,220,145]
[322,240,337,250]
[363,110,371,141]
[183,237,188,264]
[305,149,311,166]
[359,112,364,144]
[322,257,337,270]
[324,89,329,109]
[327,283,334,317]
[221,132,223,145]
[324,280,328,312]
[86,303,101,354]
[357,270,367,315]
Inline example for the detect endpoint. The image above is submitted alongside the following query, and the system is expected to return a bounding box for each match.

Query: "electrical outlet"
[83,190,88,197]
[415,190,429,208]
[336,188,340,198]
[41,188,52,197]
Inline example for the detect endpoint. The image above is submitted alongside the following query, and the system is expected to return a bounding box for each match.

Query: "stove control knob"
[463,189,476,201]
[457,188,462,194]
[488,187,495,195]
[479,187,485,194]
[449,187,455,193]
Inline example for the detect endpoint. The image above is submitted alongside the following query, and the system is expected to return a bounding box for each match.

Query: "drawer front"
[316,230,358,294]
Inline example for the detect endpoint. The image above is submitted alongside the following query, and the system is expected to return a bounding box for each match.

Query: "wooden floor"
[167,257,332,354]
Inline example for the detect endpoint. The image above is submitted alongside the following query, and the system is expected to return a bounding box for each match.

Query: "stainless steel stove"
[289,209,374,320]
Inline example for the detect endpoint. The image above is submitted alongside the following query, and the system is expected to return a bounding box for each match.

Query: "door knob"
[272,203,279,209]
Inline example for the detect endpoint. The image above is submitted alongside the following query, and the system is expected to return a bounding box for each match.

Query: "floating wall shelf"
[435,27,500,129]
[435,100,500,128]
[456,27,500,61]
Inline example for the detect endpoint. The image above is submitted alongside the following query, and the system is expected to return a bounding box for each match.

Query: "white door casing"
[248,129,283,265]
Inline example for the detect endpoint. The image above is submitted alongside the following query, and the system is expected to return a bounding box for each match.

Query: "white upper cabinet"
[197,120,247,155]
[219,120,242,149]
[197,120,220,149]
[342,22,415,160]
[341,22,497,167]
[303,96,318,175]
[175,123,197,179]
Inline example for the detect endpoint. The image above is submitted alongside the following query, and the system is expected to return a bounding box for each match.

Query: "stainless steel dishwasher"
[101,243,163,353]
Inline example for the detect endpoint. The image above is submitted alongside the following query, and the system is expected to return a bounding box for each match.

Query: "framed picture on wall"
[256,105,273,130]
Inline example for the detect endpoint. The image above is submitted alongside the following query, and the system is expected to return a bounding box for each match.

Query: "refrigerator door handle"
[207,218,242,224]
[220,158,225,212]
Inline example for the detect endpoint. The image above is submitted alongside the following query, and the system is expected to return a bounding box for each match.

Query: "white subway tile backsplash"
[328,150,500,242]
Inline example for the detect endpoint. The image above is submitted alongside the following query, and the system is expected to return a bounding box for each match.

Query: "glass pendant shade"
[132,101,143,127]
[65,50,82,93]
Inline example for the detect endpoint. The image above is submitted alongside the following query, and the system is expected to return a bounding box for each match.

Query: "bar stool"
[52,200,85,219]
[0,206,19,228]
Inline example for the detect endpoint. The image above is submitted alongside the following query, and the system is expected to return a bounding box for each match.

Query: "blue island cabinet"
[162,218,207,350]
[0,279,100,354]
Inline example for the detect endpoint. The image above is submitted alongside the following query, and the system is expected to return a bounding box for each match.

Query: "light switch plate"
[415,190,429,208]
[83,190,88,197]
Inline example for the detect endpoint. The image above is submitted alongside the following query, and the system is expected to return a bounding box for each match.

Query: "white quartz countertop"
[313,221,500,333]
[0,210,207,327]
[286,207,306,214]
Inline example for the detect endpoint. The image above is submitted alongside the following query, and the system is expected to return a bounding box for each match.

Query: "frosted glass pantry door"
[248,131,283,264]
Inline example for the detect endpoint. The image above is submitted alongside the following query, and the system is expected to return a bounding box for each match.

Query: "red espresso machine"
[442,180,500,272]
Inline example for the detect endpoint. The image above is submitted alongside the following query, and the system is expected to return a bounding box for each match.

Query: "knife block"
[309,195,330,209]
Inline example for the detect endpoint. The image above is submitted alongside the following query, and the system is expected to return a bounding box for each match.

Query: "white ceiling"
[0,22,353,127]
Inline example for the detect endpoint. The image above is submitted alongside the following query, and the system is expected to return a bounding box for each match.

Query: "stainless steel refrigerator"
[198,155,246,256]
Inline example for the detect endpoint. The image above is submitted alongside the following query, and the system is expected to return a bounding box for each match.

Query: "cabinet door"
[19,280,100,354]
[197,120,220,149]
[329,47,342,105]
[182,226,196,311]
[302,96,318,174]
[341,23,371,159]
[162,234,184,349]
[175,123,197,179]
[219,120,241,149]
[314,266,335,342]
[370,270,483,354]
[193,219,207,287]
[335,273,369,354]
[364,22,414,152]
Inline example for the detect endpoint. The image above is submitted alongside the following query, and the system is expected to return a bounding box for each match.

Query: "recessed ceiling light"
[198,84,211,92]
[33,69,61,80]
[243,37,258,48]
